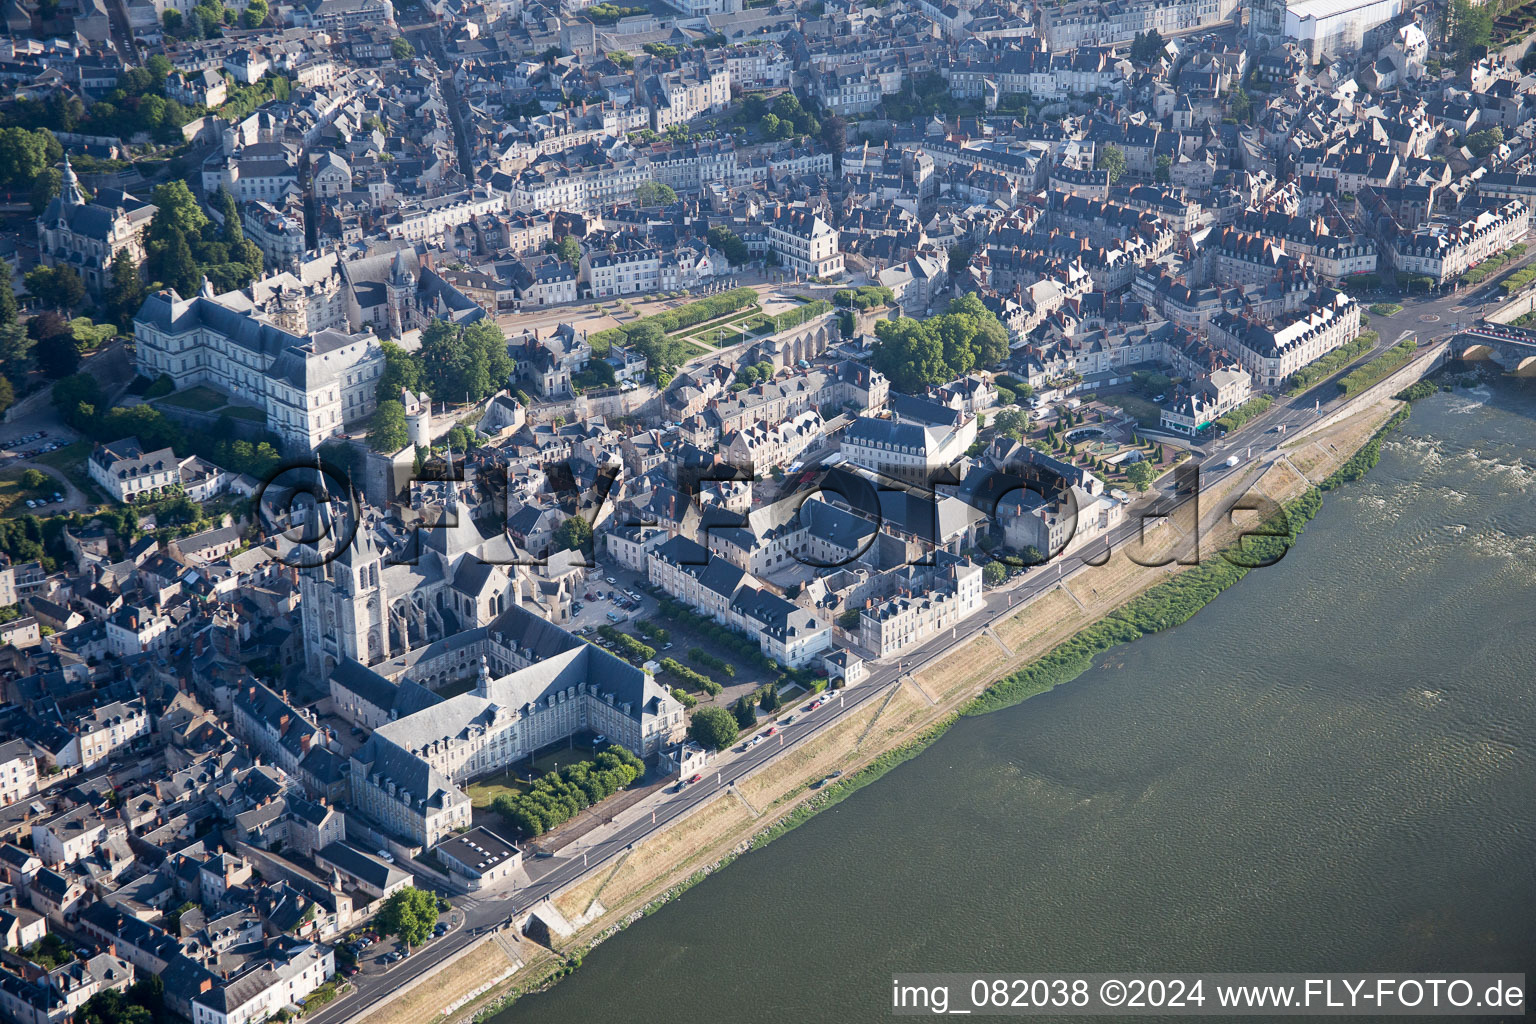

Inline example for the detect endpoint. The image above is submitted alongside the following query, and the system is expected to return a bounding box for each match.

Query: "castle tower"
[402,388,431,447]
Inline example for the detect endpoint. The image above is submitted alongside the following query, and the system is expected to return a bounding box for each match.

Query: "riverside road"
[306,292,1472,1024]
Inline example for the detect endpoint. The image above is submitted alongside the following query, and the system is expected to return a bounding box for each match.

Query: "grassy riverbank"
[419,394,1425,1024]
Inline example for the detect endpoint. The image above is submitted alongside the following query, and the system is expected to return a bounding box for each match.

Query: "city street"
[302,246,1488,1024]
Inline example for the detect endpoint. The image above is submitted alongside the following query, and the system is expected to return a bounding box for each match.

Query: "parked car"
[376,850,394,863]
[765,726,778,736]
[605,576,617,585]
[688,773,703,784]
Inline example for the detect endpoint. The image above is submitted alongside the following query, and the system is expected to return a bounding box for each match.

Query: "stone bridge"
[1454,323,1536,373]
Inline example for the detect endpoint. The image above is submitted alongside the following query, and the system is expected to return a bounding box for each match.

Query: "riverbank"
[378,394,1418,1024]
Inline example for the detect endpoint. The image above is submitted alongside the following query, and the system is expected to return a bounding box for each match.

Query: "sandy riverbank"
[366,395,1410,1024]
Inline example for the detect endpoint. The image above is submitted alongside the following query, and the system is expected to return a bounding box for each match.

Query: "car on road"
[782,715,796,725]
[688,773,703,784]
[594,733,606,745]
[376,849,394,863]
[605,576,617,585]
[662,641,673,649]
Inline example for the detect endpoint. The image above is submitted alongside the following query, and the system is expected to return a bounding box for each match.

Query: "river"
[494,376,1536,1024]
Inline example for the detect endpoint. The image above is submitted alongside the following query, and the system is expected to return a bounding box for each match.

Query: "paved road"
[307,265,1478,1024]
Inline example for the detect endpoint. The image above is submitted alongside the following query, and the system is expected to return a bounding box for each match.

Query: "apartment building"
[1208,291,1362,389]
[0,739,37,808]
[767,208,844,278]
[1389,201,1532,285]
[855,552,984,660]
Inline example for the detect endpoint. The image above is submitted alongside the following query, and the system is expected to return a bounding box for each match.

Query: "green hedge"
[1338,339,1415,396]
[492,746,645,836]
[1213,394,1273,432]
[770,298,832,333]
[688,647,736,677]
[588,287,761,354]
[1285,332,1375,395]
[659,657,719,694]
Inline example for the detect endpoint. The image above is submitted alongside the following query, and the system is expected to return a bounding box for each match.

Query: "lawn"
[157,385,227,412]
[1103,392,1163,427]
[466,743,600,808]
[1368,302,1403,316]
[0,468,53,518]
[223,404,267,422]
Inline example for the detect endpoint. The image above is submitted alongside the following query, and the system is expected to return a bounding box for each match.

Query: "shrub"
[1338,339,1416,397]
[491,745,644,836]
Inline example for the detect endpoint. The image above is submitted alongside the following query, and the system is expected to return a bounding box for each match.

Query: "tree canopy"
[416,318,513,403]
[634,180,677,206]
[377,886,438,949]
[870,293,1010,392]
[24,264,85,311]
[367,399,411,452]
[688,705,738,750]
[1096,144,1127,184]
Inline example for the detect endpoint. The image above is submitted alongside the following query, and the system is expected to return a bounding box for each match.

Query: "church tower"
[300,470,388,675]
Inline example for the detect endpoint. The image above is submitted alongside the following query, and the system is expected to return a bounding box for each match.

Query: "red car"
[765,726,778,736]
[688,773,703,784]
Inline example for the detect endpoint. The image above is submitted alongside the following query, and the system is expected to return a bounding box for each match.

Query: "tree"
[241,0,266,26]
[0,127,61,191]
[948,243,974,276]
[1096,144,1127,184]
[376,340,422,402]
[554,515,592,552]
[105,249,144,327]
[418,319,482,401]
[983,561,1008,586]
[634,180,677,206]
[1155,153,1172,183]
[1450,0,1492,67]
[377,886,438,950]
[0,268,16,329]
[872,317,947,392]
[29,167,62,216]
[553,235,581,264]
[1130,28,1165,64]
[1228,86,1252,123]
[759,683,781,712]
[463,319,513,396]
[731,693,757,729]
[688,706,738,750]
[1463,126,1504,158]
[1126,460,1155,491]
[947,293,1009,367]
[150,180,208,238]
[836,308,855,338]
[994,407,1029,439]
[24,265,85,311]
[391,35,415,59]
[367,400,411,452]
[35,333,80,379]
[705,226,749,264]
[820,113,848,155]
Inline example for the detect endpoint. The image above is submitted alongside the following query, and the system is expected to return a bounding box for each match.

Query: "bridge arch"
[1516,356,1536,376]
[1460,343,1494,361]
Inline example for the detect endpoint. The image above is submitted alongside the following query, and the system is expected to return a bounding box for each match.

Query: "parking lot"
[567,565,656,633]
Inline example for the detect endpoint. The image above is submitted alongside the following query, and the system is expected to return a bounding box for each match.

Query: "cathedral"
[298,457,577,679]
